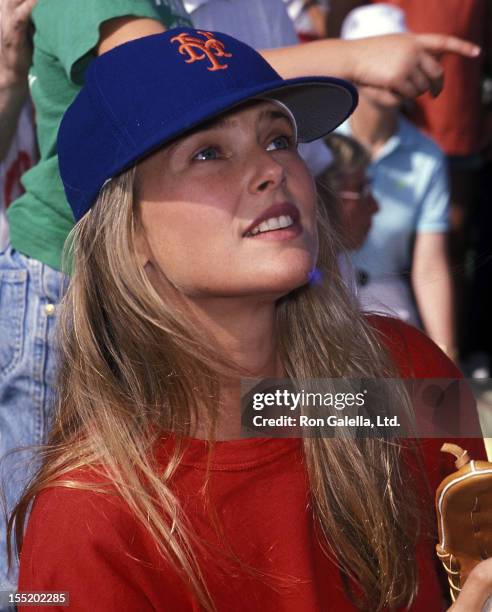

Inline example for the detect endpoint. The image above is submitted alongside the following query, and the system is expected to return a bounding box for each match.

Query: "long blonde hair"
[9,166,420,611]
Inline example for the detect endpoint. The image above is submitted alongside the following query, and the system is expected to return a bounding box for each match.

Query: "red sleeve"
[18,483,194,612]
[367,314,462,379]
[367,314,486,487]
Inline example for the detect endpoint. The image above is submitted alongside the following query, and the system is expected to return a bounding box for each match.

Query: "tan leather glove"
[436,443,492,603]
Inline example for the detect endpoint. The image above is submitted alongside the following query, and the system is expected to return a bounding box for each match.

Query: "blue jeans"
[0,244,64,607]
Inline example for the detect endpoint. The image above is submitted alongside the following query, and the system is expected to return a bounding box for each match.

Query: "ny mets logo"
[171,30,232,71]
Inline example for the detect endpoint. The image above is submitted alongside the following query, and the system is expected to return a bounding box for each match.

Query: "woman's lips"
[243,202,301,239]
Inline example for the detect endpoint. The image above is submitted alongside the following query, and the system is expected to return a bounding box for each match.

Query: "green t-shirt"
[7,0,191,271]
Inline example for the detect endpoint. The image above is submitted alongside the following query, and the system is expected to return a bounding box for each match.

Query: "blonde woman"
[9,29,488,612]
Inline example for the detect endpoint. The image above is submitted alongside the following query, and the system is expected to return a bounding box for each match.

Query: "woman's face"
[337,168,379,250]
[135,101,317,300]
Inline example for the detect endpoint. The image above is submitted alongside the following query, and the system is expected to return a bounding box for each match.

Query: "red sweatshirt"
[18,317,486,611]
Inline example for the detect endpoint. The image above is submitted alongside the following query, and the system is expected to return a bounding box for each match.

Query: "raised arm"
[261,33,480,102]
[0,0,35,160]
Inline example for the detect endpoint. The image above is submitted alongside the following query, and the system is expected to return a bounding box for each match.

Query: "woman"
[9,29,489,611]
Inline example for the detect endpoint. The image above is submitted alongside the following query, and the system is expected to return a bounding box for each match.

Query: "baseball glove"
[435,443,492,603]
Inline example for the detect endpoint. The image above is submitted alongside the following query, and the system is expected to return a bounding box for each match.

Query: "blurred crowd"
[0,0,490,603]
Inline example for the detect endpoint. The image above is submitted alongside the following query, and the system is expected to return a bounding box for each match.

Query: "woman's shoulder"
[365,314,461,378]
[23,468,137,551]
[18,469,191,609]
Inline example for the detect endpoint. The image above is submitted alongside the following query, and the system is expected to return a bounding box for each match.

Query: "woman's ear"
[133,169,152,268]
[134,223,152,268]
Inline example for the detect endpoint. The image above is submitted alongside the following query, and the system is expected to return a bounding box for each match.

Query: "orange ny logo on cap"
[171,30,232,71]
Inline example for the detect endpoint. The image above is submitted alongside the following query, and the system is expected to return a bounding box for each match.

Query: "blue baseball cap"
[57,28,358,221]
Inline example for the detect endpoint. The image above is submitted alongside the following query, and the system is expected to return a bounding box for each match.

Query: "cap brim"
[261,76,358,142]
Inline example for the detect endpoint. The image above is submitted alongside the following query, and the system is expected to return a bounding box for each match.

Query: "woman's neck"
[190,296,280,374]
[349,96,398,158]
[188,296,281,440]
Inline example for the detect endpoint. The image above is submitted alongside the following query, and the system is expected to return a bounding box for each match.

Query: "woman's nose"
[248,150,287,194]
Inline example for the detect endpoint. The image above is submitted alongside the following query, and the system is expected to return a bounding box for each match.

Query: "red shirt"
[18,317,486,611]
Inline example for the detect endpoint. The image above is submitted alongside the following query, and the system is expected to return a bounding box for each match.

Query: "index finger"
[417,33,481,58]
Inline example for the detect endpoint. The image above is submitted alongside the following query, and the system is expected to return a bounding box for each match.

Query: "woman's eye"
[266,135,293,152]
[193,146,219,161]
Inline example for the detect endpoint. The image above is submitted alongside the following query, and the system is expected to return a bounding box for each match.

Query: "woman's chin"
[173,257,316,301]
[242,265,313,298]
[185,272,311,301]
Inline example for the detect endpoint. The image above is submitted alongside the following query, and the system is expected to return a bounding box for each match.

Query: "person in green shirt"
[9,1,191,271]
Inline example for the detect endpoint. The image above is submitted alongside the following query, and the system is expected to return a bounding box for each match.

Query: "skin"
[449,558,492,611]
[0,0,35,79]
[337,168,379,250]
[98,18,481,102]
[306,4,329,39]
[262,33,479,101]
[135,102,317,300]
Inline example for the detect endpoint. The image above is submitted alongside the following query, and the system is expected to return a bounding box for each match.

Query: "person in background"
[0,3,193,606]
[338,4,457,362]
[318,132,378,252]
